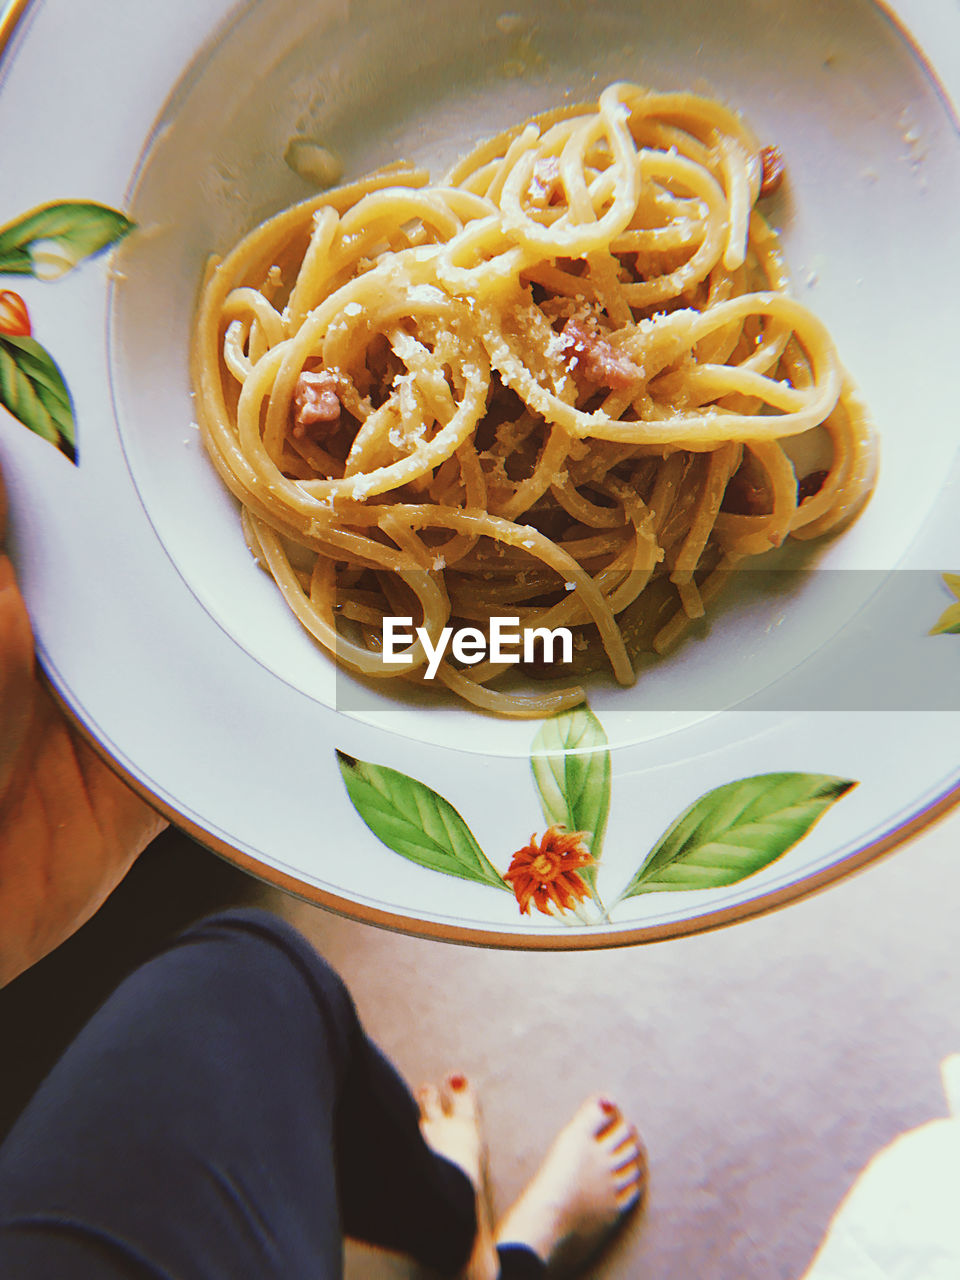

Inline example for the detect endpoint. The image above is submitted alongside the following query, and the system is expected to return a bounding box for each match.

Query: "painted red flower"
[504,825,595,917]
[0,290,31,338]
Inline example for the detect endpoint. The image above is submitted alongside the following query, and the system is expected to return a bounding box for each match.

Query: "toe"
[615,1177,644,1211]
[417,1082,444,1122]
[613,1149,647,1210]
[582,1095,620,1136]
[599,1118,633,1154]
[609,1124,642,1164]
[444,1072,480,1121]
[614,1159,643,1192]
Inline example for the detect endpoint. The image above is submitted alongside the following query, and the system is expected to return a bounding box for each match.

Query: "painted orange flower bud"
[0,290,31,338]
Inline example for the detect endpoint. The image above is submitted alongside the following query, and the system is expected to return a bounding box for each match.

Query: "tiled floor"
[2,802,959,1278]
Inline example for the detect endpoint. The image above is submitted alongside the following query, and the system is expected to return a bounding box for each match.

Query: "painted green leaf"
[0,334,76,462]
[931,601,960,636]
[531,705,611,895]
[0,202,133,277]
[336,750,507,889]
[931,574,960,634]
[618,772,856,900]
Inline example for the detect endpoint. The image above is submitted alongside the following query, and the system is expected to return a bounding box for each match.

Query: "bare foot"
[494,1095,646,1275]
[418,1073,499,1280]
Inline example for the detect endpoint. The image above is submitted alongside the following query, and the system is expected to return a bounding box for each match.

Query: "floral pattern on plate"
[338,705,858,925]
[0,201,132,462]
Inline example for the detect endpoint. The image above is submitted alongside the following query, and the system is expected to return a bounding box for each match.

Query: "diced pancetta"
[558,317,641,391]
[292,369,341,437]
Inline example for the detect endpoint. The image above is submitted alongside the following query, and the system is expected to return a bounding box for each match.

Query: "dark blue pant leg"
[0,909,476,1279]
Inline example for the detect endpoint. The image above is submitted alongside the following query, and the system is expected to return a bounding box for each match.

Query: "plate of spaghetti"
[1,0,958,944]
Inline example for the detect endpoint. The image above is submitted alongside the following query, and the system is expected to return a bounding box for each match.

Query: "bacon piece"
[292,369,341,438]
[558,317,641,391]
[759,144,785,197]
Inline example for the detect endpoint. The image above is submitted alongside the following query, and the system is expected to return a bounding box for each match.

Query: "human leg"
[493,1097,645,1277]
[0,908,476,1279]
[413,1087,646,1280]
[0,907,645,1280]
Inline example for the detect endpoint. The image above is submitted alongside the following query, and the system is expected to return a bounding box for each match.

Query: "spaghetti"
[192,83,876,717]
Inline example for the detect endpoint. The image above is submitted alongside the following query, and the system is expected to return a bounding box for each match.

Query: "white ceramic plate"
[1,0,958,946]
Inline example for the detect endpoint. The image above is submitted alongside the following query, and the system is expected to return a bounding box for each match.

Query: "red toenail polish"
[600,1099,616,1115]
[450,1074,466,1091]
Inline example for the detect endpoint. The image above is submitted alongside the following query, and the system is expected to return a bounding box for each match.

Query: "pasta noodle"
[192,83,877,717]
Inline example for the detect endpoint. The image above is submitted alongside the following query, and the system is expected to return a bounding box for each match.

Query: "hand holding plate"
[0,462,167,985]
